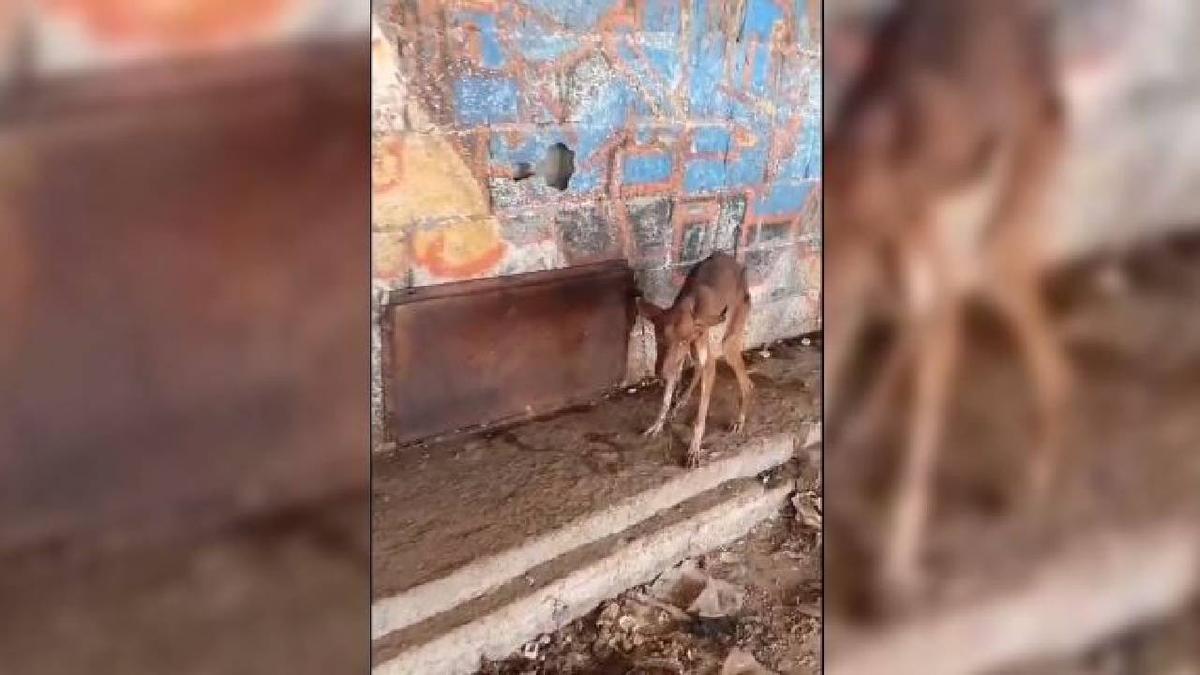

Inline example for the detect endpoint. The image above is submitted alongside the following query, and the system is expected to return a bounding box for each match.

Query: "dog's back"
[676,252,750,327]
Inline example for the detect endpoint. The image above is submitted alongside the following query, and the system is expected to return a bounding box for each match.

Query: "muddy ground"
[0,492,368,675]
[432,339,823,675]
[825,234,1200,653]
[372,338,820,600]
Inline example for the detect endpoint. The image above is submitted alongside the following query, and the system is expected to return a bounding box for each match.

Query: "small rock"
[627,388,638,394]
[759,349,772,358]
[791,492,822,530]
[721,648,778,675]
[801,337,811,346]
[599,602,620,622]
[688,578,746,618]
[648,559,707,605]
[521,639,540,660]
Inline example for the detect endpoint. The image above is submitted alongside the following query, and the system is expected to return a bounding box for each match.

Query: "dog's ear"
[636,297,666,323]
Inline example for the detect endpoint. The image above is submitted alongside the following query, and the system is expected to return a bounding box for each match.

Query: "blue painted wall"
[375,0,822,346]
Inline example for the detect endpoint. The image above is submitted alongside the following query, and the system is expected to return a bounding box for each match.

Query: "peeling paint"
[372,0,823,446]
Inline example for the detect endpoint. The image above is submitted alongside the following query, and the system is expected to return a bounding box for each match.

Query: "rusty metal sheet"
[387,262,635,445]
[0,42,369,554]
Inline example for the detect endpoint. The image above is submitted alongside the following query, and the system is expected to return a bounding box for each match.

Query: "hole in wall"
[512,142,575,191]
[543,142,575,190]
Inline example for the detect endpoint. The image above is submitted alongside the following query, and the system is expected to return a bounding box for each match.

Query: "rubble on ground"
[480,456,822,675]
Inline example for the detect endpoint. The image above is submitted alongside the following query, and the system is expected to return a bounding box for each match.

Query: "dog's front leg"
[686,340,716,467]
[644,345,684,437]
[672,345,701,418]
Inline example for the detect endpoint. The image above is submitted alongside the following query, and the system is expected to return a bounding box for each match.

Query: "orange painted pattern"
[372,136,405,196]
[412,220,506,280]
[43,0,299,46]
[373,232,409,284]
[373,130,509,281]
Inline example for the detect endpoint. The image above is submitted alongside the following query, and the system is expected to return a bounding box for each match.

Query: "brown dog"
[825,0,1072,606]
[637,252,754,468]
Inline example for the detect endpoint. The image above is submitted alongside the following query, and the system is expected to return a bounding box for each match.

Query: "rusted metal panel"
[387,262,635,445]
[0,41,369,554]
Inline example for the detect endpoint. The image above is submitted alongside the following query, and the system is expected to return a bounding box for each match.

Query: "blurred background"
[824,1,1200,674]
[0,2,369,674]
[7,0,1200,672]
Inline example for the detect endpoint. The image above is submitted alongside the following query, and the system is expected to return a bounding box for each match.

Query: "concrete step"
[827,522,1200,675]
[371,433,798,641]
[372,475,797,675]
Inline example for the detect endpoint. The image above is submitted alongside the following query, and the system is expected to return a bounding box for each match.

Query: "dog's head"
[636,296,726,378]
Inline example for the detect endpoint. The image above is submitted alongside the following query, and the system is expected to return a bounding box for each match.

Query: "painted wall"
[372,0,824,445]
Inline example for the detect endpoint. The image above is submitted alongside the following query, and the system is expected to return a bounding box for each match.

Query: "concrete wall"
[373,0,824,446]
[1050,0,1200,260]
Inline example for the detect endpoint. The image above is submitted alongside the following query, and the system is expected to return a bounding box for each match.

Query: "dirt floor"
[0,493,368,675]
[372,338,820,599]
[391,338,820,675]
[826,234,1200,641]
